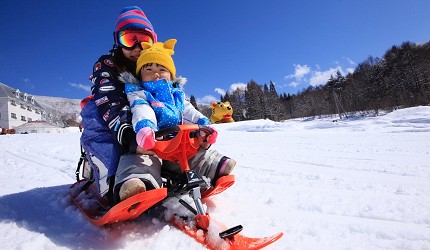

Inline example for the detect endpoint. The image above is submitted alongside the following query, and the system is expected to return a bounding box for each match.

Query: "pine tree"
[189,95,199,111]
[245,80,264,120]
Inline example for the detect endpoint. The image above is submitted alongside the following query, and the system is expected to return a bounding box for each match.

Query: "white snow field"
[0,106,429,249]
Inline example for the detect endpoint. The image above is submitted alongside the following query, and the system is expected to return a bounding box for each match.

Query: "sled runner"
[70,124,283,249]
[69,180,167,226]
[171,215,284,250]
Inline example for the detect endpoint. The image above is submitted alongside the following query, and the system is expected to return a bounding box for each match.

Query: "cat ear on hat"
[163,39,177,55]
[140,42,153,50]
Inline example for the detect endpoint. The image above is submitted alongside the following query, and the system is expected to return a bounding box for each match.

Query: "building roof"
[0,82,45,110]
[14,120,62,129]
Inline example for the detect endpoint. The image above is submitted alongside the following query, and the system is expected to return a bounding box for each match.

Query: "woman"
[91,6,157,154]
[81,6,158,204]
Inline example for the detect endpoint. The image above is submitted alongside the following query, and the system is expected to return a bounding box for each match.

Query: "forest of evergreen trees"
[194,41,430,121]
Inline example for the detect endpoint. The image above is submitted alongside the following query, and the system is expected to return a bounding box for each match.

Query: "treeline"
[196,41,430,121]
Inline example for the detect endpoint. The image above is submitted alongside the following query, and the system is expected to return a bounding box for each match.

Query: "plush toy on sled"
[210,101,235,124]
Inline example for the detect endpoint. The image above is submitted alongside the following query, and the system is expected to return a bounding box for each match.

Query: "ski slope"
[1,106,429,249]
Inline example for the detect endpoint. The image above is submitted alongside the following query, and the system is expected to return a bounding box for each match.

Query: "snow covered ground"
[0,106,429,250]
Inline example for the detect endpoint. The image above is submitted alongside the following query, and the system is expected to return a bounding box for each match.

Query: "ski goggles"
[116,30,154,50]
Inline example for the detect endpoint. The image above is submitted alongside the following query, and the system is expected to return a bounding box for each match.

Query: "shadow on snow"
[0,185,165,249]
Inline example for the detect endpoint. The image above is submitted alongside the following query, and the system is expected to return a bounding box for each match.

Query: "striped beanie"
[114,6,157,43]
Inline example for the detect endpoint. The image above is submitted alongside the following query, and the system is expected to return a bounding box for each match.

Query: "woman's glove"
[136,127,156,150]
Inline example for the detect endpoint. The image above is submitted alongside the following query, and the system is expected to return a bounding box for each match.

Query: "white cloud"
[284,64,312,88]
[344,57,356,65]
[309,66,343,86]
[285,64,311,80]
[288,81,300,87]
[285,57,357,88]
[69,82,91,93]
[229,83,247,93]
[346,67,355,74]
[213,83,247,99]
[214,88,226,97]
[197,95,218,104]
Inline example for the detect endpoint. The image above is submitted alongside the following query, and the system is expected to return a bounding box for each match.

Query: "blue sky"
[0,0,429,103]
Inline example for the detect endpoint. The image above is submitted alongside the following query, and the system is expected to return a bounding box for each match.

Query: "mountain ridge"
[34,95,82,115]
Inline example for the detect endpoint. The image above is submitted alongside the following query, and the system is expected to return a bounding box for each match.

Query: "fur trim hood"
[119,72,187,88]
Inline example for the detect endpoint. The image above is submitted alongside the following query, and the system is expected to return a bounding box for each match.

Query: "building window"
[28,118,32,122]
[11,100,17,106]
[31,97,35,104]
[27,106,32,111]
[11,113,17,119]
[15,89,20,98]
[24,93,28,101]
[21,116,26,121]
[35,109,40,114]
[20,103,26,109]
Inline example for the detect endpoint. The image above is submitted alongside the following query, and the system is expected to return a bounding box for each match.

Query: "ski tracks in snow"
[212,123,430,249]
[0,133,80,194]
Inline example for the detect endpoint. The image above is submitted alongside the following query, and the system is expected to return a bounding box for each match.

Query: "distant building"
[0,82,47,129]
[14,120,64,134]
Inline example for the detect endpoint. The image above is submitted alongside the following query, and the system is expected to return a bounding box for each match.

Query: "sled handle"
[153,124,213,172]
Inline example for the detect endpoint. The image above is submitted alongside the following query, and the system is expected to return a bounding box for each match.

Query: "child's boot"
[119,178,146,201]
[219,158,236,176]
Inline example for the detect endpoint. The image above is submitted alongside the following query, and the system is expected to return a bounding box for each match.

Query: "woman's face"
[121,46,142,62]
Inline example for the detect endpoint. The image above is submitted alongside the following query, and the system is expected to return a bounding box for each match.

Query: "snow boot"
[219,158,236,176]
[119,178,146,201]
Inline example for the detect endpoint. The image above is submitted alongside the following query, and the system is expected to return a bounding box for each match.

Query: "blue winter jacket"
[123,76,211,134]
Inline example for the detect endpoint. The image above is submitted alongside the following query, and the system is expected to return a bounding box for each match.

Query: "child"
[115,39,235,201]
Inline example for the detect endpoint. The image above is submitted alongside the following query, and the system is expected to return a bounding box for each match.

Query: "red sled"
[171,214,284,250]
[203,175,235,199]
[69,176,282,249]
[70,124,283,249]
[69,180,167,226]
[69,175,234,226]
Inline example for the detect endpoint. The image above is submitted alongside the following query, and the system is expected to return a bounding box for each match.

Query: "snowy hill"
[34,95,81,115]
[33,95,82,126]
[0,106,429,249]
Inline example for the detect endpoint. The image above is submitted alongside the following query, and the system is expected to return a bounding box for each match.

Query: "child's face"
[140,63,172,82]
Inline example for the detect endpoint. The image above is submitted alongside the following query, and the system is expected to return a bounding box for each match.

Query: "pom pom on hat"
[136,39,177,78]
[114,6,157,43]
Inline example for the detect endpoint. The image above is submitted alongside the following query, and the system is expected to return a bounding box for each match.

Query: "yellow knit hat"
[136,39,177,78]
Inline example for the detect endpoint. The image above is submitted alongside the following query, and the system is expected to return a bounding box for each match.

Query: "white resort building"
[0,82,47,131]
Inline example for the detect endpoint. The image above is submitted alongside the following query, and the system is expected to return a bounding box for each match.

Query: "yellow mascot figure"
[210,101,235,124]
